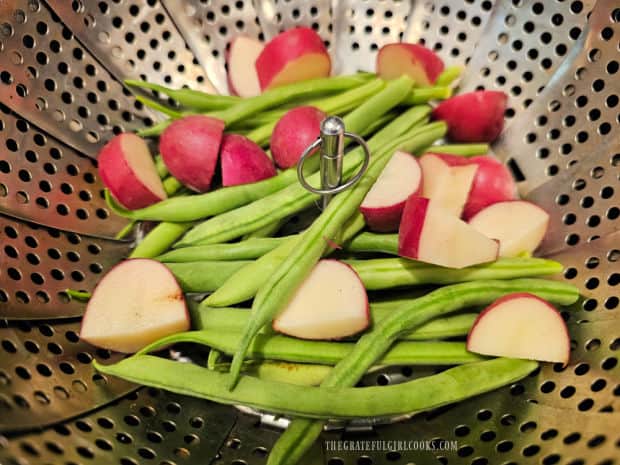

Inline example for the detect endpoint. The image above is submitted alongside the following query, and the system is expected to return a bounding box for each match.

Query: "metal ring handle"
[296,132,371,196]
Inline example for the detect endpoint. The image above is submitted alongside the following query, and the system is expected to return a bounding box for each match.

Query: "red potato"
[427,154,518,220]
[255,27,331,91]
[467,293,570,364]
[226,36,264,97]
[432,90,508,142]
[398,196,499,269]
[360,151,423,232]
[419,153,477,217]
[80,259,189,353]
[159,115,225,192]
[468,200,550,257]
[220,134,277,187]
[376,43,445,86]
[273,260,369,340]
[271,106,326,169]
[98,133,167,210]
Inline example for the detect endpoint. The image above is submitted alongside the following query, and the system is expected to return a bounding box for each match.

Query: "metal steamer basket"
[0,0,618,464]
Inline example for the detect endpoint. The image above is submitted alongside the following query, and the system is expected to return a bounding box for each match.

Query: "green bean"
[346,232,398,254]
[436,66,463,86]
[154,155,168,178]
[177,103,432,247]
[233,360,333,386]
[228,124,444,385]
[428,143,489,156]
[242,219,285,240]
[165,261,253,293]
[157,237,282,262]
[115,221,136,240]
[137,119,172,138]
[202,211,364,306]
[135,94,183,119]
[140,329,485,366]
[357,111,397,138]
[125,79,239,111]
[267,278,579,465]
[130,222,193,259]
[65,289,91,301]
[191,305,478,341]
[155,230,393,263]
[94,355,538,419]
[347,257,565,290]
[207,349,224,370]
[401,85,452,105]
[105,157,319,222]
[162,177,183,195]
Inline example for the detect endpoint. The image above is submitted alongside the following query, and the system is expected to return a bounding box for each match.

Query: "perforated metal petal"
[0,319,135,432]
[404,0,496,68]
[45,0,215,93]
[546,232,620,323]
[332,0,413,75]
[0,386,237,464]
[527,143,619,256]
[0,215,130,319]
[458,0,595,118]
[0,0,158,158]
[162,0,263,94]
[0,107,129,238]
[493,0,620,194]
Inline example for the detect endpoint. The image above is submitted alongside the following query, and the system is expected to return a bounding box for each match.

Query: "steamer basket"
[0,1,618,464]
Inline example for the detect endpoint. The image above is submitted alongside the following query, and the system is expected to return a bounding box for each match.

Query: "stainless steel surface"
[494,0,620,195]
[0,319,135,432]
[0,0,618,464]
[0,215,131,319]
[46,0,214,93]
[0,0,159,158]
[0,106,130,238]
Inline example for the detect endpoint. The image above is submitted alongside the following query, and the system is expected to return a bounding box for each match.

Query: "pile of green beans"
[94,356,537,420]
[228,123,449,386]
[138,329,486,366]
[267,278,579,465]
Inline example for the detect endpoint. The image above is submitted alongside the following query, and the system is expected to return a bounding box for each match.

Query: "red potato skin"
[220,134,277,187]
[271,106,326,169]
[360,181,423,233]
[426,153,517,220]
[255,27,330,91]
[432,91,508,143]
[272,259,370,340]
[79,258,190,352]
[160,115,225,193]
[361,200,408,233]
[98,133,165,210]
[376,43,445,85]
[466,292,570,364]
[397,195,429,259]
